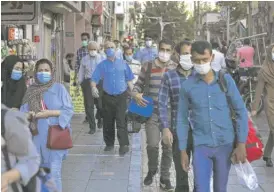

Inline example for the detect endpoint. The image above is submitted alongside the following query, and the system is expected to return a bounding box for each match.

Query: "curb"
[127,132,142,192]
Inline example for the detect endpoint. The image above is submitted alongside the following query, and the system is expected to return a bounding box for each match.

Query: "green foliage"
[216,1,248,22]
[136,1,194,43]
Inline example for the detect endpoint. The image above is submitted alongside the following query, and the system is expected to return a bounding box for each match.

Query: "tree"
[216,1,248,22]
[136,1,194,43]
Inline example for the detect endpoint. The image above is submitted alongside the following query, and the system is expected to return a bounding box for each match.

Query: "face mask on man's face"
[272,52,274,61]
[158,51,171,63]
[145,40,152,47]
[193,62,211,75]
[82,40,88,47]
[179,54,193,70]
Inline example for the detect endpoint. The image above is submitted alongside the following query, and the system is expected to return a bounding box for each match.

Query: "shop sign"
[1,1,39,24]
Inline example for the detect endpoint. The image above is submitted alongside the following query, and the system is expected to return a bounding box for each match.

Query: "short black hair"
[159,39,175,49]
[123,46,133,52]
[175,38,192,54]
[81,32,90,39]
[191,41,212,55]
[65,53,74,58]
[243,39,250,45]
[211,42,219,49]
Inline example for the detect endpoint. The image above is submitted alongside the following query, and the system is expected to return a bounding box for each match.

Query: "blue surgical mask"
[105,48,115,58]
[36,72,52,84]
[11,70,23,80]
[125,55,133,62]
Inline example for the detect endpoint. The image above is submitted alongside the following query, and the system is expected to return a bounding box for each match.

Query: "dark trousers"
[102,91,129,146]
[81,79,101,131]
[172,129,193,192]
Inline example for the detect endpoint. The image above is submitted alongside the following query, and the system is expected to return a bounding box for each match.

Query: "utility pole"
[197,1,201,40]
[247,1,253,36]
[226,6,230,45]
[145,15,175,40]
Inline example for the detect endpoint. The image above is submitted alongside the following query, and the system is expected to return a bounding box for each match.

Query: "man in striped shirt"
[132,39,177,191]
[158,40,195,192]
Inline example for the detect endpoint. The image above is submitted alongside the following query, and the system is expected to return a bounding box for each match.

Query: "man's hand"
[92,86,99,98]
[181,151,190,172]
[251,110,257,117]
[162,128,173,148]
[134,93,148,107]
[1,173,9,192]
[231,143,247,164]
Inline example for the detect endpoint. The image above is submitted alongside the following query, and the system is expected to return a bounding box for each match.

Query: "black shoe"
[263,157,273,167]
[143,171,157,186]
[97,121,103,129]
[88,129,96,134]
[104,145,114,151]
[160,177,174,191]
[119,145,129,156]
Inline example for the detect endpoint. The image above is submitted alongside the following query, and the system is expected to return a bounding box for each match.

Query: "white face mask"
[193,62,211,75]
[145,40,152,47]
[89,50,97,57]
[158,52,171,63]
[180,54,193,70]
[272,52,274,61]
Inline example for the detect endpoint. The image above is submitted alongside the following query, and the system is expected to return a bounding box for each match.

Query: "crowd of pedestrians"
[1,30,274,192]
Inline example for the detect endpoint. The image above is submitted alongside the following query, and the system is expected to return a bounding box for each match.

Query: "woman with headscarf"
[1,55,27,109]
[20,58,74,191]
[252,44,274,167]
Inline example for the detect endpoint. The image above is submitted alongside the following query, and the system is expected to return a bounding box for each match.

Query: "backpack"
[218,70,263,162]
[1,108,59,192]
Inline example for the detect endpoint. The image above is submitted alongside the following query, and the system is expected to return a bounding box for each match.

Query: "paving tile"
[62,170,92,182]
[260,183,274,191]
[62,179,88,192]
[62,162,95,172]
[85,179,128,192]
[69,145,101,154]
[64,155,97,163]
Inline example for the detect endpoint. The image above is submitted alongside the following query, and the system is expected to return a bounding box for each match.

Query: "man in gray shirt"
[78,41,103,134]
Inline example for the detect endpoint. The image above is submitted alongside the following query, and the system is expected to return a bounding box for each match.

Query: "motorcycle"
[238,67,264,115]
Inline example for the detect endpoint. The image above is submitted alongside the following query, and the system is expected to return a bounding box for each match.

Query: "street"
[62,112,274,192]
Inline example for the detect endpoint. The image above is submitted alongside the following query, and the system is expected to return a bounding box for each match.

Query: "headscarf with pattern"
[22,58,56,133]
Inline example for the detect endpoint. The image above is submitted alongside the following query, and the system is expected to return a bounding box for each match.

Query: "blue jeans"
[50,153,65,192]
[193,143,233,192]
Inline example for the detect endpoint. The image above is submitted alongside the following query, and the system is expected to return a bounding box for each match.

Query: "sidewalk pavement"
[141,112,274,192]
[62,115,142,192]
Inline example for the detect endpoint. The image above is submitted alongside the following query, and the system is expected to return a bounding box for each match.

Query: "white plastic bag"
[234,161,258,190]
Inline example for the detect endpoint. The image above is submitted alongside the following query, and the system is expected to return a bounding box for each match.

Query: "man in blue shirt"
[134,35,158,64]
[91,41,135,156]
[177,41,248,191]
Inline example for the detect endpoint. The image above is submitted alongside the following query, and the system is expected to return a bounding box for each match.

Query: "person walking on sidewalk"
[1,55,27,109]
[177,41,248,192]
[252,44,274,167]
[158,39,194,192]
[63,53,74,93]
[79,41,103,134]
[91,41,135,156]
[74,32,90,123]
[134,35,158,64]
[21,58,74,191]
[132,39,177,191]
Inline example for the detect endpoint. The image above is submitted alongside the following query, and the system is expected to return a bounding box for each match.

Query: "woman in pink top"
[237,39,255,68]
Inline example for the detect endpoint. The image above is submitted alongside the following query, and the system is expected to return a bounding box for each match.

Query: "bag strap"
[143,62,153,95]
[218,70,236,119]
[1,109,20,192]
